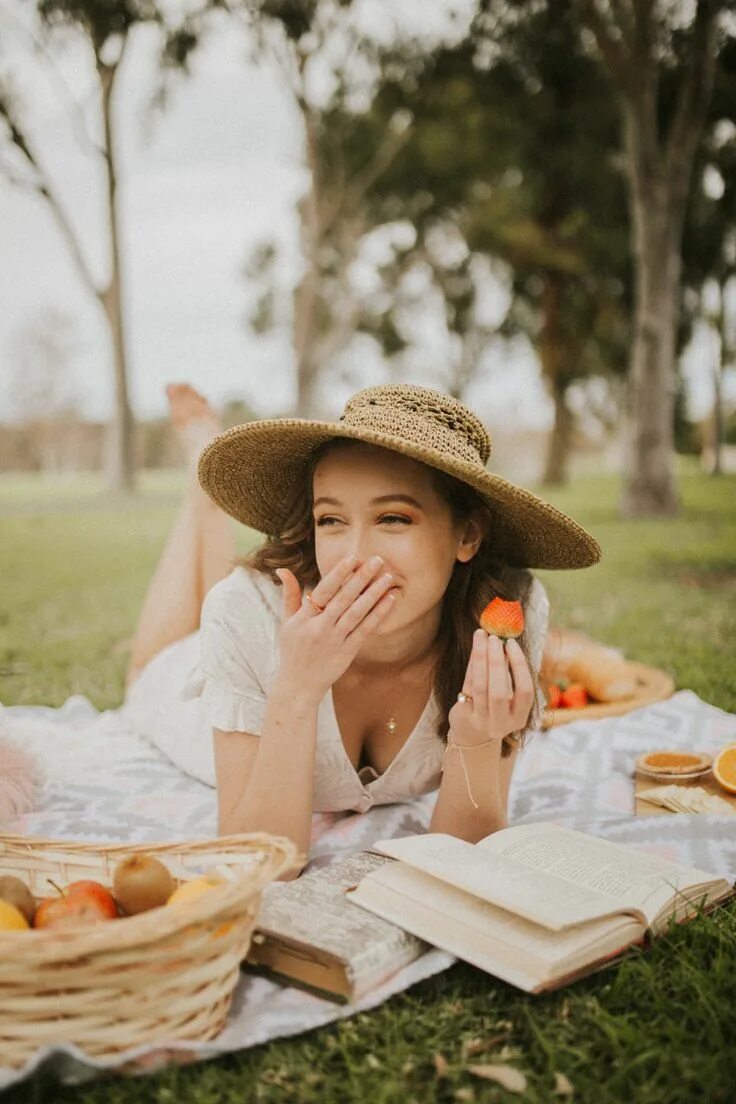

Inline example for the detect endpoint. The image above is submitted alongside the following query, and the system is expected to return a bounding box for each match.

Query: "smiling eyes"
[315,514,411,527]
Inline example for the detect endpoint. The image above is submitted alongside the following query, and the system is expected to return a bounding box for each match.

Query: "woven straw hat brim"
[198,418,601,570]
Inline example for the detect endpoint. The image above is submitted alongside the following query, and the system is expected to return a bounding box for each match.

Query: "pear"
[113,854,175,915]
[0,874,36,925]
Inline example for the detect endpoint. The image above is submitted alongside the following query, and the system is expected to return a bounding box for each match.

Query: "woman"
[123,382,600,876]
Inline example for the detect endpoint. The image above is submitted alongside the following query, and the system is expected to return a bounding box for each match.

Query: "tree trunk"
[619,108,682,516]
[293,105,323,418]
[707,284,725,475]
[542,378,574,486]
[709,361,723,475]
[580,2,717,517]
[99,60,135,492]
[538,272,574,485]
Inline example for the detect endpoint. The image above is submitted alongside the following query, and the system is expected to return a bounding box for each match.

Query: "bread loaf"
[564,653,638,702]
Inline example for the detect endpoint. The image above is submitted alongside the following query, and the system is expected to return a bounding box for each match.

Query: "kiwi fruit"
[113,854,176,915]
[0,874,36,925]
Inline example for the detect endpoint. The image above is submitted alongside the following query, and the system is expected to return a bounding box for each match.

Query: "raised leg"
[125,385,235,688]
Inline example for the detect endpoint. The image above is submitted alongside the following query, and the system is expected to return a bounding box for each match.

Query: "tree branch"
[609,0,638,54]
[343,117,412,212]
[0,96,99,296]
[0,1,106,159]
[580,0,638,96]
[39,179,102,298]
[665,0,719,186]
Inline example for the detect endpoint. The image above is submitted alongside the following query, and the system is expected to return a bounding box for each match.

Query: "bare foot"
[166,383,222,464]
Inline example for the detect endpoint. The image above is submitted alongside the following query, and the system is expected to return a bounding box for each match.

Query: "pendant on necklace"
[387,717,397,734]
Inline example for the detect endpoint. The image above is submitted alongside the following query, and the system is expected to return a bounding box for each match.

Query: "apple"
[33,878,117,930]
[64,880,118,918]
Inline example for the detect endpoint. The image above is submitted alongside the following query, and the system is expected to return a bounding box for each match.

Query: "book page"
[372,826,727,931]
[370,834,647,930]
[476,823,728,927]
[347,863,645,992]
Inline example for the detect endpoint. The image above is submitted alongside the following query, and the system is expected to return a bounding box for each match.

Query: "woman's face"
[312,443,481,635]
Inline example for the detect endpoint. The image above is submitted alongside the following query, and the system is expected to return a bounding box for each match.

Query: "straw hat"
[198,384,601,570]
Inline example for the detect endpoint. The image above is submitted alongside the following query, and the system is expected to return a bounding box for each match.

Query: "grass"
[1,459,735,1103]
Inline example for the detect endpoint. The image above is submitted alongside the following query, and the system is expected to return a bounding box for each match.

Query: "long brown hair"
[242,439,545,756]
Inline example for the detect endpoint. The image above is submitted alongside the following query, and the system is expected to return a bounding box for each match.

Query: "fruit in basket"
[0,899,30,931]
[479,598,524,640]
[0,875,36,925]
[34,879,117,929]
[559,683,589,709]
[713,744,736,795]
[166,873,226,906]
[113,854,176,915]
[65,880,118,918]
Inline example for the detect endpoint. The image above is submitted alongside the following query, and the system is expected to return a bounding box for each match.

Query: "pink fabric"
[0,735,42,827]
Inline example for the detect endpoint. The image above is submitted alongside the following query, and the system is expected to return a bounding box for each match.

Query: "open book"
[344,823,734,994]
[245,850,430,1002]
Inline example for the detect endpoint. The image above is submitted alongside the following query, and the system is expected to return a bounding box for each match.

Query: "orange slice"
[713,745,736,795]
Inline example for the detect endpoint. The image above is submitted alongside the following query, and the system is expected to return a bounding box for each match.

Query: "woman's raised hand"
[274,554,397,702]
[448,629,535,747]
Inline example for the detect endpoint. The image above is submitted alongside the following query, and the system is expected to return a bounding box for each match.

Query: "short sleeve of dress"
[181,569,274,734]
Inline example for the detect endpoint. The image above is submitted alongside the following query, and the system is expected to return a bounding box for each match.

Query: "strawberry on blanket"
[559,682,589,709]
[546,683,563,709]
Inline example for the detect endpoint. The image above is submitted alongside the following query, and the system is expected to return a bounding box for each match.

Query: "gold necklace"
[356,645,436,743]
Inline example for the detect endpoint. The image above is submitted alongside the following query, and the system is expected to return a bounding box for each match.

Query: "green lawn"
[2,461,735,1104]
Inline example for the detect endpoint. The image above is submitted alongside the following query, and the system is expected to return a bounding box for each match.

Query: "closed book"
[245,850,430,1003]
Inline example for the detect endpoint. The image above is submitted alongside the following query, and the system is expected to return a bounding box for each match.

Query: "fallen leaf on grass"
[366,1053,381,1069]
[462,1032,510,1057]
[433,1053,449,1077]
[454,1090,475,1102]
[553,1071,574,1096]
[467,1063,527,1093]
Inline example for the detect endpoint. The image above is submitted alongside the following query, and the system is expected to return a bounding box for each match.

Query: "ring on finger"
[304,592,325,615]
[457,692,473,705]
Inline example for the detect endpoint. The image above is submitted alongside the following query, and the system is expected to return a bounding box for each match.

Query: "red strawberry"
[559,683,589,709]
[546,683,563,709]
[479,598,525,640]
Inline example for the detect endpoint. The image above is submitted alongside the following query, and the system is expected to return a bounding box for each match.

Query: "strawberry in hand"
[479,597,525,641]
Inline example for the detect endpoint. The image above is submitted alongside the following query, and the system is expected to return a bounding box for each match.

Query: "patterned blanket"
[1,688,734,1087]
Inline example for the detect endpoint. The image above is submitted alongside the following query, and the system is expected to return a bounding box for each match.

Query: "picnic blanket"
[1,687,735,1087]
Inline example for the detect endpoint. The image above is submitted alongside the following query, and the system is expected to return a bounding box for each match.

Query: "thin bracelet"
[441,734,498,810]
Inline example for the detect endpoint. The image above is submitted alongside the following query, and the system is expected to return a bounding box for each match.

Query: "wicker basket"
[0,832,301,1070]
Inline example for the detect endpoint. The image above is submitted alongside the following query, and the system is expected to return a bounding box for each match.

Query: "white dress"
[121,565,550,814]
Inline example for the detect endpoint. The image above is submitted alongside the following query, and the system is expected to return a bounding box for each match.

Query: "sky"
[0,0,731,431]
